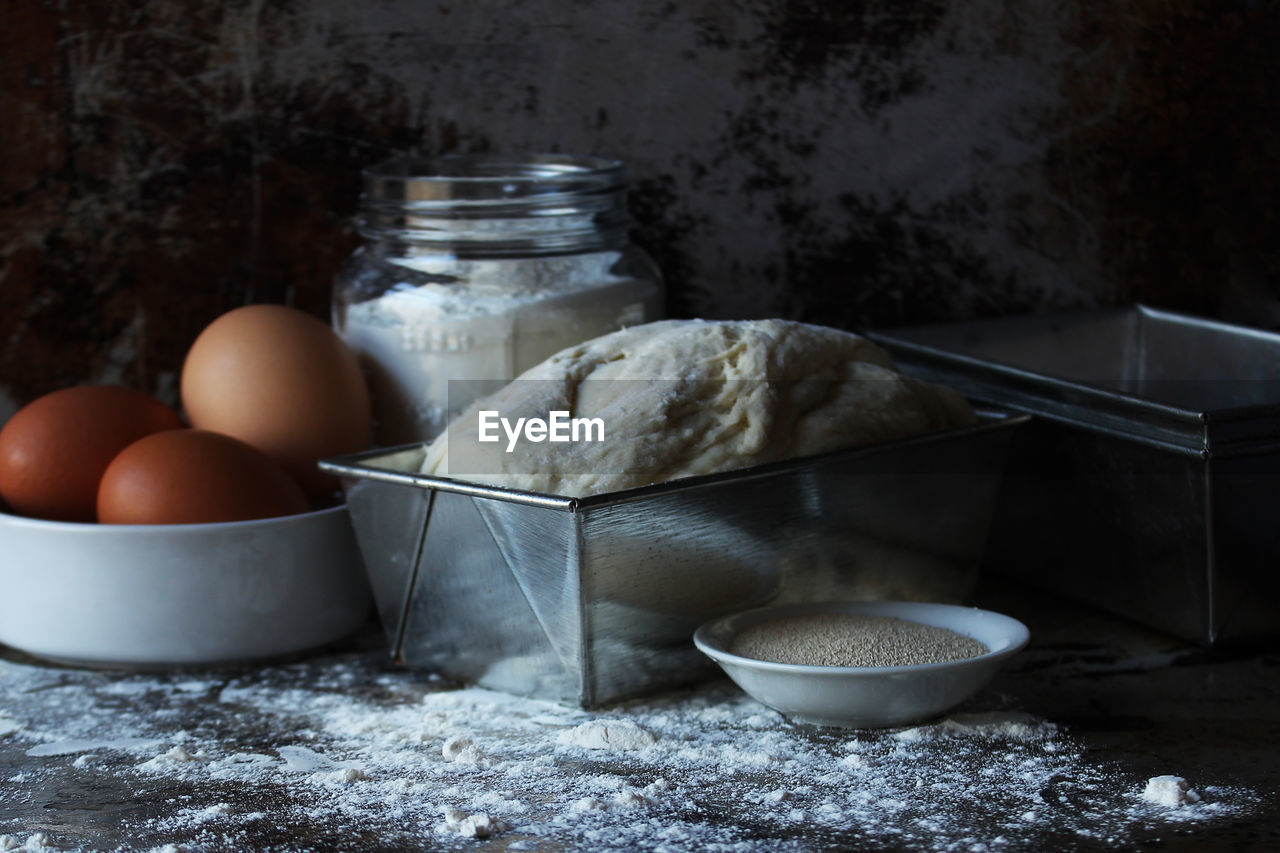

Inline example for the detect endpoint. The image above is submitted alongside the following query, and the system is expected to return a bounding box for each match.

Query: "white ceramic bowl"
[693,601,1029,728]
[0,505,372,667]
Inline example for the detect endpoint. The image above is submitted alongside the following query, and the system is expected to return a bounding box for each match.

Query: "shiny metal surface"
[868,305,1280,642]
[322,414,1024,706]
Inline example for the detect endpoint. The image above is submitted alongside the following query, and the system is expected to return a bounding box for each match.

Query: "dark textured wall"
[1,0,1276,417]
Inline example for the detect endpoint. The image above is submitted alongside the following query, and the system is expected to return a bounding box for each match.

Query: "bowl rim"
[693,600,1030,677]
[0,502,348,534]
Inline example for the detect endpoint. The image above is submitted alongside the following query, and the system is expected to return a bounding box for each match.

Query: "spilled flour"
[0,652,1260,851]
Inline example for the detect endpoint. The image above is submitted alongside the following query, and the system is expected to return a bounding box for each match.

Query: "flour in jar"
[341,253,660,444]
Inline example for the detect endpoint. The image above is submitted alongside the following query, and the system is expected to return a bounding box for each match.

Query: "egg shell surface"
[180,304,371,497]
[97,429,309,524]
[0,385,184,522]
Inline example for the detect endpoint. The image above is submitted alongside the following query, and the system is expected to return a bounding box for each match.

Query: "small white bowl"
[693,601,1029,728]
[0,505,372,668]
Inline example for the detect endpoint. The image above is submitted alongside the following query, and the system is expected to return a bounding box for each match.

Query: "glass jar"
[333,153,664,446]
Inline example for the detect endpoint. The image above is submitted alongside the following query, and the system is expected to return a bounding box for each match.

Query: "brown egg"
[180,304,371,498]
[0,385,184,522]
[97,429,309,524]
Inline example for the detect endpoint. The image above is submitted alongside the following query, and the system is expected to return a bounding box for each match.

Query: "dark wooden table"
[1,580,1276,852]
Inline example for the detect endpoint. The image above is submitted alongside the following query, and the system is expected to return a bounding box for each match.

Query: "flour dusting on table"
[1142,775,1202,808]
[0,653,1258,851]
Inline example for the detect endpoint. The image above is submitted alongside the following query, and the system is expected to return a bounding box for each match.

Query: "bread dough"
[419,319,975,496]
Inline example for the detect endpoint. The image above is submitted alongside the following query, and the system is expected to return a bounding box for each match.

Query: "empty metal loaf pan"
[320,412,1025,707]
[868,305,1280,643]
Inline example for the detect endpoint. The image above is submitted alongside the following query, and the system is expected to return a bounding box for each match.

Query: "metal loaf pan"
[868,305,1280,643]
[320,412,1025,707]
